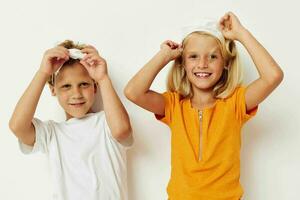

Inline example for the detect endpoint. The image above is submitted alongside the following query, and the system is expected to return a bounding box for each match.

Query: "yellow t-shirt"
[156,87,258,200]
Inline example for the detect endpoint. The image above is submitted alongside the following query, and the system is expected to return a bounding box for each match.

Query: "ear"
[49,84,56,96]
[224,60,232,70]
[94,82,98,94]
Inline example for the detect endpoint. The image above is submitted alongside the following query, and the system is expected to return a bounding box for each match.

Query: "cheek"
[57,92,69,104]
[212,61,224,72]
[83,88,96,100]
[184,61,195,72]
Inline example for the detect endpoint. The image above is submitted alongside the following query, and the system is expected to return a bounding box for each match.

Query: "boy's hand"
[160,40,182,62]
[80,45,108,82]
[39,46,69,76]
[219,12,247,41]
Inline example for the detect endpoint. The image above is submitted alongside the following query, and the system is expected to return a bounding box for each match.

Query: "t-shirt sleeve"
[154,91,177,126]
[234,87,258,124]
[102,114,134,149]
[18,118,53,154]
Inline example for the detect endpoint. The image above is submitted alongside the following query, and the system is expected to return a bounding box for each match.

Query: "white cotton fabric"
[181,19,225,44]
[68,48,86,60]
[19,112,133,200]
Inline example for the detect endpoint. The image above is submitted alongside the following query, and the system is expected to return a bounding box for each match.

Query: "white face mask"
[181,19,225,45]
[68,48,86,60]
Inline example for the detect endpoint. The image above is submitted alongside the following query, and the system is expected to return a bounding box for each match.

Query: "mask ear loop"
[50,61,65,86]
[51,74,55,86]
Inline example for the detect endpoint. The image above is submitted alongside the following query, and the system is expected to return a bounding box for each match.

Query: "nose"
[197,58,208,69]
[71,87,83,99]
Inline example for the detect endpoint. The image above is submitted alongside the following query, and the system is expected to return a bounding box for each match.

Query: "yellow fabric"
[156,87,258,200]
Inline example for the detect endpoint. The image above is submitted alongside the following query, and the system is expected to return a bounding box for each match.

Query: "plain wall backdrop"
[1,0,299,199]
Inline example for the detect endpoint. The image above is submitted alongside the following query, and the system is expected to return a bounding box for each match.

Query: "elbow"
[9,118,32,139]
[263,67,284,88]
[124,85,138,102]
[9,119,22,137]
[275,68,284,84]
[270,68,284,86]
[113,123,132,142]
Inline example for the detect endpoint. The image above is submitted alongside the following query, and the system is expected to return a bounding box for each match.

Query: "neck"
[191,87,216,110]
[65,109,94,120]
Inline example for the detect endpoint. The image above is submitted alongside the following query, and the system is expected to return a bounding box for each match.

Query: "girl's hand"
[160,40,182,62]
[39,46,69,76]
[219,12,247,41]
[80,45,108,82]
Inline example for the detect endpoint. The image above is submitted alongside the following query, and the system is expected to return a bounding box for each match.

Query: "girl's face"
[53,63,96,120]
[183,34,225,92]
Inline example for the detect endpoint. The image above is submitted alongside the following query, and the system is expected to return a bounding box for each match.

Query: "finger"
[85,45,96,49]
[86,56,103,66]
[82,53,103,63]
[56,46,69,53]
[81,49,98,55]
[49,48,69,60]
[80,59,92,69]
[167,41,180,49]
[165,40,173,48]
[219,19,225,29]
[224,12,230,20]
[55,46,69,57]
[81,45,98,54]
[227,11,235,18]
[49,51,69,61]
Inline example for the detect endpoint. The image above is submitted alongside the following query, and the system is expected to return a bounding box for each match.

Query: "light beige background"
[0,0,299,199]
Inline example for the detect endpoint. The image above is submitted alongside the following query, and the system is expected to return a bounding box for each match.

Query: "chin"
[66,111,89,119]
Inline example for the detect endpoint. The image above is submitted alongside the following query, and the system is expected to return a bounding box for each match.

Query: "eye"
[209,54,218,59]
[61,84,71,89]
[188,54,198,59]
[80,82,90,88]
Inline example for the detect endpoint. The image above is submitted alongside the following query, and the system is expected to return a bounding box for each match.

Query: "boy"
[9,40,133,200]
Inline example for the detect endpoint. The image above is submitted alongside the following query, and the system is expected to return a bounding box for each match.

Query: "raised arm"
[9,47,69,146]
[219,12,284,111]
[124,41,182,115]
[81,46,132,142]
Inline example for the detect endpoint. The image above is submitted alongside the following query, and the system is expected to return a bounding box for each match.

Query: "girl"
[124,12,283,200]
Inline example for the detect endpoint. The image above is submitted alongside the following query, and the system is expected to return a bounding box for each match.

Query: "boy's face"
[52,62,96,120]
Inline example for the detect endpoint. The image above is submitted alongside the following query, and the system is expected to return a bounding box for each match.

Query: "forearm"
[238,29,284,85]
[98,76,132,140]
[9,70,49,133]
[124,50,170,99]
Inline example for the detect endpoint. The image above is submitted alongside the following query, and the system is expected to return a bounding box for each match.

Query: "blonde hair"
[47,40,86,86]
[167,31,243,99]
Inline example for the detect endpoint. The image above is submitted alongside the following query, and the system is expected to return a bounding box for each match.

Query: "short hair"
[167,31,243,99]
[47,40,86,86]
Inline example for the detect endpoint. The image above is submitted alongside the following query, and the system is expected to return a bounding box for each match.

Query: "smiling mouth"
[194,72,212,78]
[69,102,86,107]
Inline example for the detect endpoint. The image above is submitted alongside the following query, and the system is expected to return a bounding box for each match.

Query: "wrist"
[236,28,251,43]
[37,69,52,79]
[157,49,173,65]
[96,75,110,85]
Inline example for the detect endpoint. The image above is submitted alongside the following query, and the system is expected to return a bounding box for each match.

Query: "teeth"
[70,102,85,105]
[194,72,211,78]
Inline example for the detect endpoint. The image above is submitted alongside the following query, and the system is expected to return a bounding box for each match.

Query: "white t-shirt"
[19,112,133,200]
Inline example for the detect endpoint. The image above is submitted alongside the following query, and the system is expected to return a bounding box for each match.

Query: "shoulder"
[221,86,246,102]
[162,91,185,105]
[32,118,58,130]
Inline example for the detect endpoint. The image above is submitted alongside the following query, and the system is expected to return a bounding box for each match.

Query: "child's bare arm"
[99,76,132,142]
[81,46,132,142]
[124,41,182,116]
[9,47,69,146]
[219,12,284,111]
